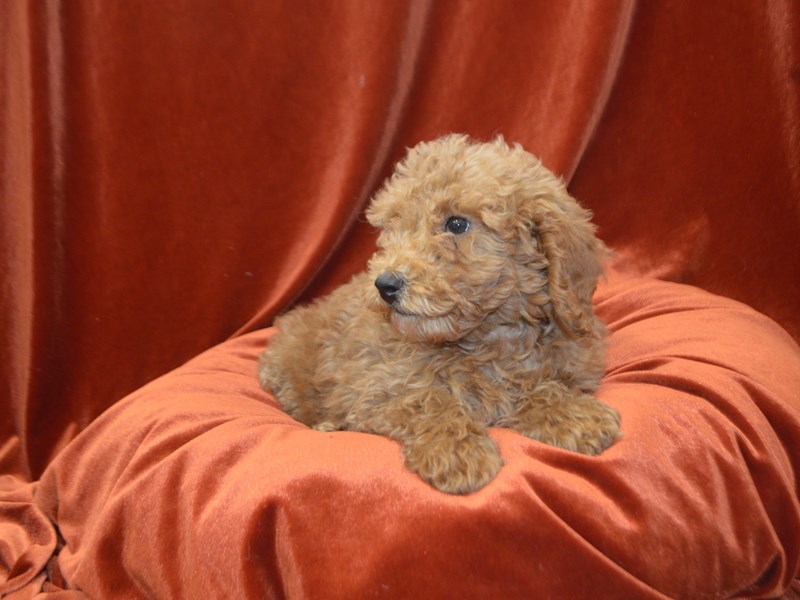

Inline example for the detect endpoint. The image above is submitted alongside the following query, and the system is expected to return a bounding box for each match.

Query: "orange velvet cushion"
[16,275,800,598]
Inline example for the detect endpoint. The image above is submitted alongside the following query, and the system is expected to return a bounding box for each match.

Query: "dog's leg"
[385,389,503,494]
[500,382,620,455]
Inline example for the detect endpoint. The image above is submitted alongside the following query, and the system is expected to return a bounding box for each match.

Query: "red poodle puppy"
[259,135,621,494]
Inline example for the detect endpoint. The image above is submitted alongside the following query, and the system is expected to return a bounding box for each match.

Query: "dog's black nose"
[375,272,405,305]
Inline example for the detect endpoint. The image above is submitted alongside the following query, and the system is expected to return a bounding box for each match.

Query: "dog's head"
[366,134,609,344]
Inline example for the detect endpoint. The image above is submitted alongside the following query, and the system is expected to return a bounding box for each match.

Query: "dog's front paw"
[566,400,621,455]
[512,396,621,455]
[403,433,503,495]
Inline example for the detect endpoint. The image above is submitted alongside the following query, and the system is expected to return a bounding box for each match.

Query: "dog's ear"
[477,139,608,338]
[529,192,609,338]
[505,164,608,338]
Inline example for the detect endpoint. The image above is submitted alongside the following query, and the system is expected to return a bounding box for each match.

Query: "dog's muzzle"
[375,272,405,306]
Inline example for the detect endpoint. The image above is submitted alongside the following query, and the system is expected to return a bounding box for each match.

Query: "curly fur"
[259,135,621,494]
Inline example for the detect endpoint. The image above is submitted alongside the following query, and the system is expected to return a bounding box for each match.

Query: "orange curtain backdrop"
[2,0,799,481]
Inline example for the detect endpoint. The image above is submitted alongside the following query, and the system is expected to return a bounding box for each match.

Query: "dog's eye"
[445,216,471,235]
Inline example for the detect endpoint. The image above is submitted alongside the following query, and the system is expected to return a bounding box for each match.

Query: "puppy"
[259,134,620,494]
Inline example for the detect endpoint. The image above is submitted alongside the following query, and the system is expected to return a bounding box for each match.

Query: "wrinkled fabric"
[3,276,799,598]
[2,0,799,597]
